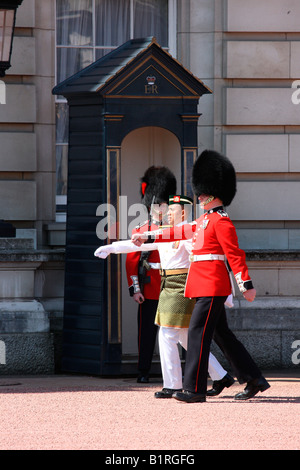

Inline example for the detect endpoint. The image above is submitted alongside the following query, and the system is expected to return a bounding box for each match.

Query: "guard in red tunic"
[126,166,177,383]
[132,150,270,401]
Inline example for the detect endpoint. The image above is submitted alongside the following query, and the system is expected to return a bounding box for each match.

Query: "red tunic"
[126,221,161,300]
[153,208,252,298]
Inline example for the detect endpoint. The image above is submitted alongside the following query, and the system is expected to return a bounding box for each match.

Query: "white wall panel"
[227,0,300,32]
[226,88,300,126]
[229,182,300,220]
[226,135,288,172]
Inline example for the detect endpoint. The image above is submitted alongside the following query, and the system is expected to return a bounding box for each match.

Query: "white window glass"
[133,0,168,47]
[56,0,94,83]
[95,0,131,47]
[56,102,69,193]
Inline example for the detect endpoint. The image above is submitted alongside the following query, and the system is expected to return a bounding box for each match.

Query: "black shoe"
[206,373,235,397]
[154,388,182,399]
[235,376,270,400]
[137,375,149,383]
[173,390,206,403]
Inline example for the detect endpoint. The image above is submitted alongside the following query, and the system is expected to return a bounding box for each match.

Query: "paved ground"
[0,370,299,451]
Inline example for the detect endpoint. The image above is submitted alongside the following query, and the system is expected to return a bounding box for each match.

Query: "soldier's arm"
[94,240,157,257]
[131,223,195,245]
[216,217,256,302]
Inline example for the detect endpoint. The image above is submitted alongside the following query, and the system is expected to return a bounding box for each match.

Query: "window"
[55,0,176,220]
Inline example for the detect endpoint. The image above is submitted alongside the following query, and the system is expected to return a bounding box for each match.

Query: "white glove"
[94,245,116,259]
[94,239,156,258]
[224,293,234,308]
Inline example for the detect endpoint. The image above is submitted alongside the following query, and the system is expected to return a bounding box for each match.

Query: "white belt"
[148,262,161,269]
[189,254,225,262]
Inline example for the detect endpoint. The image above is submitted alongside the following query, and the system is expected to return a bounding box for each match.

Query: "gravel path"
[0,371,299,450]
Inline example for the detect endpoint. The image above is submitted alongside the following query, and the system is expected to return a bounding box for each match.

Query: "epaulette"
[217,209,228,218]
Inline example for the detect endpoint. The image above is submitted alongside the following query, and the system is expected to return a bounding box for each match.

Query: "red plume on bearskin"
[140,166,177,208]
[192,150,237,206]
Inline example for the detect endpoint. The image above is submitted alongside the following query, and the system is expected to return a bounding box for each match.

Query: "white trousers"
[158,326,227,390]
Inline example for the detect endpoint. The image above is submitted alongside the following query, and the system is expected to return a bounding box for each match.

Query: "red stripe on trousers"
[195,297,214,392]
[138,303,142,354]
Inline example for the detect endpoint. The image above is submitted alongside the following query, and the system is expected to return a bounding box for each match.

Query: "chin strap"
[202,195,215,206]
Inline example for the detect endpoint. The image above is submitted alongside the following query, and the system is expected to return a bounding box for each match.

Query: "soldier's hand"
[131,233,147,246]
[133,292,145,304]
[243,288,256,302]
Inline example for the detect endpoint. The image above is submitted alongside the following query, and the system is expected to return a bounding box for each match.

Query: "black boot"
[137,374,149,383]
[235,376,270,400]
[206,373,235,397]
[154,388,181,398]
[173,390,206,403]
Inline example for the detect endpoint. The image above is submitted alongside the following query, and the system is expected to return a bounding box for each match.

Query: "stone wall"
[0,0,61,375]
[211,296,300,371]
[0,240,64,375]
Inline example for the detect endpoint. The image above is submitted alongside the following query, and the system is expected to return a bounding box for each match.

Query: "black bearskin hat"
[192,150,237,206]
[140,166,177,208]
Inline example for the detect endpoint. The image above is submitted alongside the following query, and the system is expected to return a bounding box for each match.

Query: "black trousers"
[213,304,262,385]
[137,299,158,375]
[183,297,262,394]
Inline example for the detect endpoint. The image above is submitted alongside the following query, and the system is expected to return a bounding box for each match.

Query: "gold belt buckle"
[189,254,194,262]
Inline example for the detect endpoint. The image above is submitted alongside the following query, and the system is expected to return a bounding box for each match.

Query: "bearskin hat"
[192,150,237,206]
[140,166,177,208]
